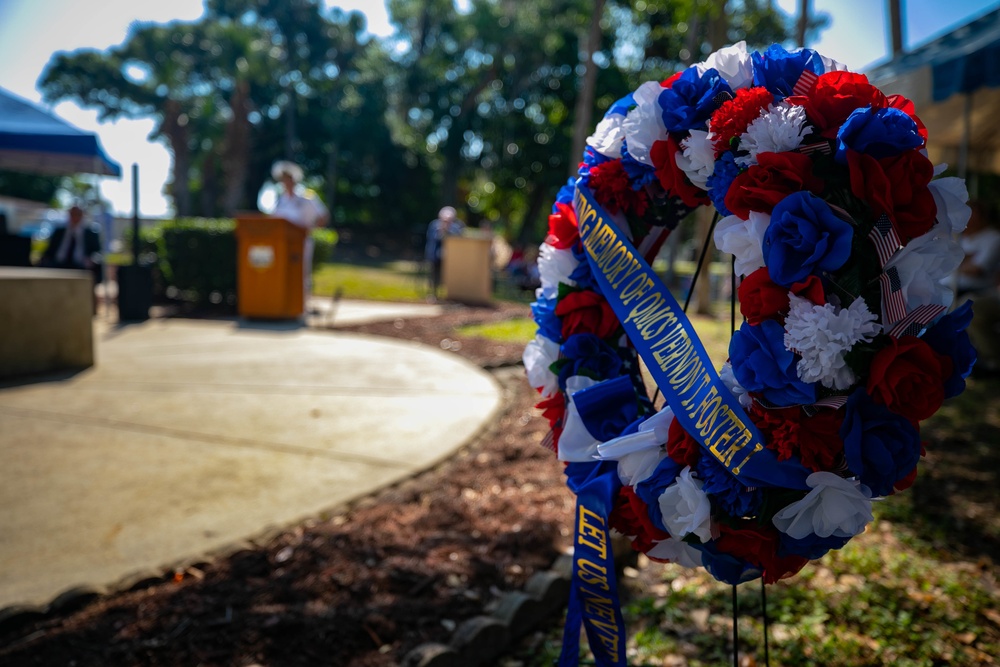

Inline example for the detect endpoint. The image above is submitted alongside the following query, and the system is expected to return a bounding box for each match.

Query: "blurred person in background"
[424,205,465,300]
[39,204,102,285]
[267,160,329,297]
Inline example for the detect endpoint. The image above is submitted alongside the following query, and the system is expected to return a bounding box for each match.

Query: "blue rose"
[730,320,816,407]
[573,375,642,443]
[696,455,762,518]
[840,389,922,497]
[553,178,576,210]
[707,152,739,216]
[634,455,683,531]
[778,532,851,560]
[557,333,623,389]
[621,140,658,189]
[751,44,824,99]
[835,107,924,162]
[569,244,599,292]
[921,300,977,398]
[531,294,562,343]
[658,67,733,133]
[763,191,853,286]
[691,541,761,586]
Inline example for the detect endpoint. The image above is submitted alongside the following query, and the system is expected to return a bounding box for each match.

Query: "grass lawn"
[311,260,429,302]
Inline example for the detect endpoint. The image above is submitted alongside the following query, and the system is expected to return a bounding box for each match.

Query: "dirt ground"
[0,302,577,666]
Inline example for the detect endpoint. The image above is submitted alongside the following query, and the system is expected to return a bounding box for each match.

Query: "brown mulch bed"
[0,302,575,666]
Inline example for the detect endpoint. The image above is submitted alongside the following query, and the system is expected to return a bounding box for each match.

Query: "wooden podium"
[235,215,306,319]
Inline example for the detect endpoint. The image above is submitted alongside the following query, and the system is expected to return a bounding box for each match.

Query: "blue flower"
[658,67,733,133]
[840,389,922,497]
[921,300,977,398]
[564,460,620,496]
[690,541,761,586]
[730,320,816,407]
[569,244,599,292]
[621,140,658,190]
[778,532,851,560]
[553,178,577,211]
[557,333,623,389]
[763,191,853,286]
[751,44,824,99]
[531,294,562,343]
[835,107,923,162]
[573,375,642,442]
[634,456,683,531]
[607,92,636,117]
[707,152,739,216]
[696,455,762,518]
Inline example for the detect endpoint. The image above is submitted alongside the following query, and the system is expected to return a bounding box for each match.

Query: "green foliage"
[148,218,239,308]
[311,227,340,266]
[0,169,61,204]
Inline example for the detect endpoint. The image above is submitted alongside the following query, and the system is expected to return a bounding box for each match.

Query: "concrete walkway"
[0,304,500,610]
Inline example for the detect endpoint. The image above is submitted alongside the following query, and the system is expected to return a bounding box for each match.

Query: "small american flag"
[880,266,908,326]
[792,69,819,96]
[888,303,947,339]
[868,213,901,267]
[813,395,848,410]
[540,429,557,453]
[796,141,832,156]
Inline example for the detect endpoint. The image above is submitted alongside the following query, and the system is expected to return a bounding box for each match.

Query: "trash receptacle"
[235,215,306,319]
[442,233,492,305]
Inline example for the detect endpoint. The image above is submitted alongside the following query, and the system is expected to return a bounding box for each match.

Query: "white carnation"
[735,102,812,168]
[587,113,626,159]
[557,375,601,462]
[772,471,873,539]
[522,334,560,398]
[676,129,717,190]
[713,211,770,275]
[537,243,578,299]
[696,41,754,90]
[783,294,880,390]
[658,466,713,543]
[623,81,668,167]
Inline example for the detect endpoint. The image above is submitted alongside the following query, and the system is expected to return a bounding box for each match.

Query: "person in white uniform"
[268,161,329,298]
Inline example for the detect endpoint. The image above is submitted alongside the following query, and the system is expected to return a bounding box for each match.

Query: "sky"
[0,0,997,217]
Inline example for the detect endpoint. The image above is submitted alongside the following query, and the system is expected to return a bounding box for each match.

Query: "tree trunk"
[569,0,606,176]
[221,79,253,216]
[517,184,549,245]
[326,142,338,225]
[796,0,809,47]
[161,101,192,217]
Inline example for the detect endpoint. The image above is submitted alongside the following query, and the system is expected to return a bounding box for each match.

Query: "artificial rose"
[610,486,670,553]
[715,521,809,584]
[750,404,844,472]
[928,176,972,234]
[921,301,977,398]
[556,289,619,340]
[657,466,713,542]
[778,531,851,560]
[556,333,622,389]
[665,417,702,466]
[713,211,770,277]
[883,225,964,318]
[738,267,825,325]
[658,66,733,132]
[762,191,853,286]
[835,106,924,162]
[847,150,937,242]
[772,471,872,539]
[866,335,953,423]
[646,536,704,568]
[623,81,669,166]
[598,408,674,486]
[651,136,711,208]
[730,320,816,407]
[530,292,562,343]
[726,152,825,220]
[696,455,762,517]
[546,202,579,249]
[695,40,754,90]
[885,93,929,142]
[840,389,922,497]
[751,44,824,99]
[786,70,887,138]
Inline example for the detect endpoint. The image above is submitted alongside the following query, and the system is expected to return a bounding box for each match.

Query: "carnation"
[587,113,626,159]
[588,159,650,217]
[676,129,717,189]
[735,101,812,168]
[783,294,880,390]
[537,243,578,299]
[710,87,774,156]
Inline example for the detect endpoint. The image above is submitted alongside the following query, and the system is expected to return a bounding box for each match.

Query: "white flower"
[676,129,716,190]
[646,536,705,568]
[928,176,971,234]
[720,361,752,409]
[819,54,850,74]
[623,81,668,167]
[783,294,880,390]
[587,113,626,159]
[557,375,602,462]
[537,243,578,299]
[658,466,713,543]
[772,471,873,539]
[735,102,811,168]
[523,334,559,398]
[884,224,964,322]
[696,41,754,90]
[713,211,770,275]
[598,408,674,486]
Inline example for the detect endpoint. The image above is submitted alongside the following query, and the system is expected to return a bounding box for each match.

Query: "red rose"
[724,152,824,220]
[555,289,620,340]
[547,202,579,249]
[609,486,670,553]
[651,136,710,209]
[787,71,887,139]
[797,407,845,472]
[866,336,954,423]
[715,521,809,584]
[588,159,650,217]
[847,149,936,242]
[666,418,702,466]
[738,268,825,325]
[847,150,893,216]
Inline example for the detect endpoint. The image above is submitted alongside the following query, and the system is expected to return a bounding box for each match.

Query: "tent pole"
[959,92,972,182]
[131,163,140,264]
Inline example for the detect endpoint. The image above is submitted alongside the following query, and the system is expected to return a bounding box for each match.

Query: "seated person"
[38,205,103,284]
[957,200,1000,297]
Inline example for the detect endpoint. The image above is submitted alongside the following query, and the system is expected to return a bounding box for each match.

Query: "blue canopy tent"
[867,7,1000,177]
[0,87,121,178]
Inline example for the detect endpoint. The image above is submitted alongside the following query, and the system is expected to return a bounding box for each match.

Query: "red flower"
[847,149,937,242]
[738,268,825,325]
[666,417,702,467]
[588,159,650,217]
[555,289,620,340]
[797,407,845,472]
[724,151,824,220]
[609,486,670,553]
[787,71,887,139]
[750,404,801,462]
[710,87,774,156]
[536,392,565,452]
[715,521,809,584]
[662,71,683,88]
[886,94,928,142]
[651,136,710,209]
[547,202,579,249]
[866,336,953,423]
